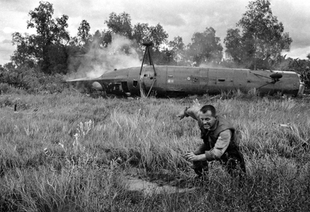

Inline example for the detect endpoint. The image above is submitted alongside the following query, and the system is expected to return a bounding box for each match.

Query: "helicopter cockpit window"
[133,80,138,87]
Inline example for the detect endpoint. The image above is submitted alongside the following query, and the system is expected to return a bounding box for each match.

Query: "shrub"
[0,66,67,94]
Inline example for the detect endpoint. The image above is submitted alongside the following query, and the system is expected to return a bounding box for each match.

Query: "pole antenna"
[139,41,157,97]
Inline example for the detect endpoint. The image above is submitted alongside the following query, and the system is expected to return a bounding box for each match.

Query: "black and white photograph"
[1,0,310,211]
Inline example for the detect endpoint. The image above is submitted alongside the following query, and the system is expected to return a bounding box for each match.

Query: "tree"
[188,27,223,66]
[132,22,168,59]
[169,36,185,52]
[77,20,91,47]
[11,32,37,68]
[105,12,133,39]
[168,36,189,65]
[132,23,150,45]
[224,29,243,64]
[11,1,70,74]
[149,24,168,51]
[104,12,169,63]
[225,0,292,69]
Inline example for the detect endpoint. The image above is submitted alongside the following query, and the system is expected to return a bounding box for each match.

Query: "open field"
[1,90,310,211]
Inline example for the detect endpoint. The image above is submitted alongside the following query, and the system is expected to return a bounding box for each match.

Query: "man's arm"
[184,130,231,162]
[204,130,231,160]
[178,100,201,120]
[184,104,200,120]
[193,143,207,155]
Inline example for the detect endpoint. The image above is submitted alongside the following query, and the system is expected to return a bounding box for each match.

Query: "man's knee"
[226,157,246,177]
[193,161,208,176]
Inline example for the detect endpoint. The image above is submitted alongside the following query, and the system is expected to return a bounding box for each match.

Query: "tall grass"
[0,90,310,211]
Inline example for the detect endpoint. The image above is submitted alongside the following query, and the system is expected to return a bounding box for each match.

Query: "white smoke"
[67,34,141,79]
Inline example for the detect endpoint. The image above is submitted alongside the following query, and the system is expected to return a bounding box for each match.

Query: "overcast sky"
[0,0,310,65]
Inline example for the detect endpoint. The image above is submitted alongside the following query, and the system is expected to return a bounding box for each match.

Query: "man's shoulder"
[216,115,231,124]
[216,115,234,130]
[217,130,232,142]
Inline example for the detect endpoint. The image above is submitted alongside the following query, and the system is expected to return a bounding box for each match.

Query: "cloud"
[0,0,30,13]
[3,27,16,34]
[271,0,310,50]
[1,39,11,44]
[285,46,310,60]
[0,40,14,65]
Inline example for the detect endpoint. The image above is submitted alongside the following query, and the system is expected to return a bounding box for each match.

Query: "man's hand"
[184,152,206,162]
[177,107,188,120]
[191,99,201,111]
[177,111,186,120]
[193,99,201,107]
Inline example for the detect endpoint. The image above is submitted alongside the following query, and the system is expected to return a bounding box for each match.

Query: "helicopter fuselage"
[67,66,302,97]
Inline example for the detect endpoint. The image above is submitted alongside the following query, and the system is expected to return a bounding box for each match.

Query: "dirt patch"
[124,176,198,196]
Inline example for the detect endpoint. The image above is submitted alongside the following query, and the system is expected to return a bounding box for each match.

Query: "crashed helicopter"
[66,42,304,97]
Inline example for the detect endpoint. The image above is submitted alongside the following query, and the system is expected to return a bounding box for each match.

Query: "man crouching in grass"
[178,100,246,179]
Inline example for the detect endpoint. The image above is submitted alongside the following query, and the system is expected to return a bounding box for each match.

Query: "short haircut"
[200,105,216,116]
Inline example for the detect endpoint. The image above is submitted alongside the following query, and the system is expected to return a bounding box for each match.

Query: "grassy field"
[0,90,310,211]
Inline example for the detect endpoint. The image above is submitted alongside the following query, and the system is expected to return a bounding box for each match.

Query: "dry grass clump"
[0,91,310,211]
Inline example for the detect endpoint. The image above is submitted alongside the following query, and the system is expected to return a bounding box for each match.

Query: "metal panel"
[233,69,248,92]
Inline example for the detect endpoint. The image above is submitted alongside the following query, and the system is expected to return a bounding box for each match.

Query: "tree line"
[0,0,309,93]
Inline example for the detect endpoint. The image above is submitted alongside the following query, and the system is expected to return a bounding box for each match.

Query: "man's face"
[199,111,216,130]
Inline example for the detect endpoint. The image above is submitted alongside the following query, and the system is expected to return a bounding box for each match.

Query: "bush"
[0,83,11,94]
[0,83,27,95]
[0,66,66,94]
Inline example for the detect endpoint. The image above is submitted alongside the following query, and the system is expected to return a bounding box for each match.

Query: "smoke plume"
[67,34,140,80]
